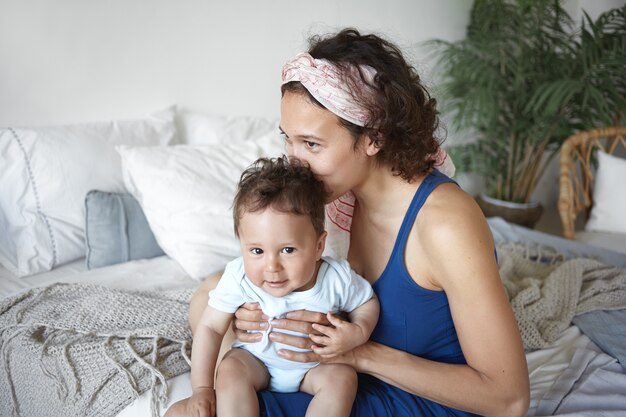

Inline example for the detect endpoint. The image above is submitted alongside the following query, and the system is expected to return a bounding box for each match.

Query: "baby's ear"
[316,231,328,259]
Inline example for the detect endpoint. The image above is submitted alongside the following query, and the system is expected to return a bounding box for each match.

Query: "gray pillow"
[85,190,165,269]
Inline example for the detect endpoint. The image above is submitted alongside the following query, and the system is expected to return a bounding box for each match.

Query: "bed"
[1,109,626,417]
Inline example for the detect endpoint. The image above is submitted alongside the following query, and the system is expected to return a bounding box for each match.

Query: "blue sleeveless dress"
[258,170,481,417]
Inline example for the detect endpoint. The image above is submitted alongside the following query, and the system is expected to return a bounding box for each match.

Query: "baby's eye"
[281,247,296,254]
[250,248,263,255]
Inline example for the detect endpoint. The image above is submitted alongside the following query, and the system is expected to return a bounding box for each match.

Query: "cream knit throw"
[0,283,194,417]
[496,242,626,350]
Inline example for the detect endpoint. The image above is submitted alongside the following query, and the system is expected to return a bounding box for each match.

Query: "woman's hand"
[232,302,269,343]
[268,309,332,362]
[281,340,367,371]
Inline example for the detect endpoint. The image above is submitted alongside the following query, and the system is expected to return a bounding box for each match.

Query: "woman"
[185,28,529,417]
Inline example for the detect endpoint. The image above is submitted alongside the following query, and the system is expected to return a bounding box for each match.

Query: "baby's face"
[238,208,325,297]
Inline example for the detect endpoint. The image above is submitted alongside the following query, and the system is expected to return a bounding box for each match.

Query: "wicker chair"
[558,126,626,239]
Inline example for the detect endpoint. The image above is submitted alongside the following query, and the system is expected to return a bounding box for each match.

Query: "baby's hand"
[309,312,368,359]
[186,387,216,417]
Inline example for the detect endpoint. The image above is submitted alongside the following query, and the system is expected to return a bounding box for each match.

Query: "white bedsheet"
[527,326,626,416]
[526,326,626,417]
[2,252,626,416]
[0,255,198,299]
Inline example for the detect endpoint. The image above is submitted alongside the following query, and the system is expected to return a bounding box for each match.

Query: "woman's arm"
[273,192,529,417]
[352,194,529,417]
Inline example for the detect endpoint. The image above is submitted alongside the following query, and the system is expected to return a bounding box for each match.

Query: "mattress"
[488,217,626,267]
[574,230,626,255]
[2,219,626,416]
[0,255,198,299]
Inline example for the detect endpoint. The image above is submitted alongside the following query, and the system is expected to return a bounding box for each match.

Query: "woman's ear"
[364,135,382,156]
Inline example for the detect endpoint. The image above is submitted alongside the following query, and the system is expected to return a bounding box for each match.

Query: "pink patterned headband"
[281,52,455,177]
[281,52,376,126]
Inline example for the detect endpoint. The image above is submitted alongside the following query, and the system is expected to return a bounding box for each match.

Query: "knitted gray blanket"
[497,243,626,350]
[0,283,194,417]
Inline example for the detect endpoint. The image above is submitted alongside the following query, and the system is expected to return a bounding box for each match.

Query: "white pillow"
[177,110,279,145]
[118,133,286,280]
[0,108,178,277]
[585,150,626,234]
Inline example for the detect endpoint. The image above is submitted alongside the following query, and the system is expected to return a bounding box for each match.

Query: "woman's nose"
[286,144,305,163]
[286,144,298,160]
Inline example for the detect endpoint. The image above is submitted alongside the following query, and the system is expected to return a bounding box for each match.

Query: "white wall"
[1,0,622,232]
[0,0,472,126]
[1,0,619,125]
[568,0,625,21]
[2,0,621,126]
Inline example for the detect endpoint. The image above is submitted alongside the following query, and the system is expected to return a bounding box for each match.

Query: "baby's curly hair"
[282,28,442,182]
[233,156,327,238]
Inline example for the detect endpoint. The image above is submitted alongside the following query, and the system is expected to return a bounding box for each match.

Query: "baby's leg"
[299,364,358,417]
[215,348,270,417]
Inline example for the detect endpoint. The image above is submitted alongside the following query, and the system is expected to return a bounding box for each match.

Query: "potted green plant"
[428,0,625,227]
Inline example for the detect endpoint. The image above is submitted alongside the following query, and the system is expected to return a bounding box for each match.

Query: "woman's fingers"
[285,309,330,325]
[277,348,320,363]
[234,328,262,343]
[311,345,335,356]
[269,331,314,349]
[234,302,268,321]
[270,318,316,335]
[232,302,268,342]
[234,318,268,331]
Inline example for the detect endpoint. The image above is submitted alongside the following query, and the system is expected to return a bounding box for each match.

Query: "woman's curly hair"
[282,28,442,182]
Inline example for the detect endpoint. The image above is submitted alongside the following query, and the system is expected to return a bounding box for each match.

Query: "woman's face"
[280,91,373,202]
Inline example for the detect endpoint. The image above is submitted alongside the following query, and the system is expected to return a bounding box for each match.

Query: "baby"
[188,156,379,417]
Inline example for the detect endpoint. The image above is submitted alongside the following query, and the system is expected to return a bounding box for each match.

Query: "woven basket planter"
[477,194,543,229]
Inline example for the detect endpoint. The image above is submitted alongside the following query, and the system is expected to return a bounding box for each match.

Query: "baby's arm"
[310,295,379,359]
[187,306,234,417]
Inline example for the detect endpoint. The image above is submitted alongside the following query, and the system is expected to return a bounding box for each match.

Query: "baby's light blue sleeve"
[207,258,247,313]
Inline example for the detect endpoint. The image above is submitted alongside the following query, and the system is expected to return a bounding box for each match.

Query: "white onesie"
[208,256,374,392]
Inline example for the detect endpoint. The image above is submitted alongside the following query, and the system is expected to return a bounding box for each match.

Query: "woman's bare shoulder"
[417,182,492,250]
[408,182,498,292]
[419,182,483,221]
